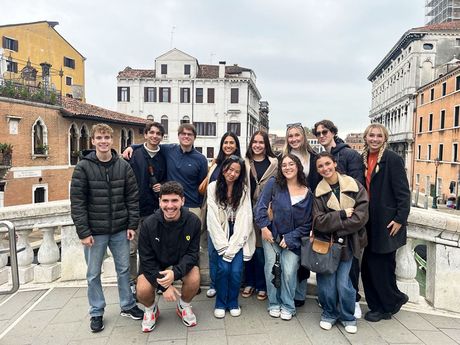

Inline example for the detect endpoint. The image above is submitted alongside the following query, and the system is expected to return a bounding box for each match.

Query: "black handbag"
[300,233,342,275]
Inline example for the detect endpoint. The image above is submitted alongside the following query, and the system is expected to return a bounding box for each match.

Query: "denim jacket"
[255,177,313,255]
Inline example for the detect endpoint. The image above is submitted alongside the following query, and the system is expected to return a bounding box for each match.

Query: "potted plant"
[35,144,49,155]
[0,143,13,166]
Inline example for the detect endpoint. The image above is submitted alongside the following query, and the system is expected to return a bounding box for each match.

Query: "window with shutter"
[207,88,215,103]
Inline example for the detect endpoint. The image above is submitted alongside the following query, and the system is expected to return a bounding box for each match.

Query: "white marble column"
[34,226,61,282]
[396,239,420,303]
[11,228,35,284]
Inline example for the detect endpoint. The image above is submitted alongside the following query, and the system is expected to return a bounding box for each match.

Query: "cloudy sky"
[3,0,424,135]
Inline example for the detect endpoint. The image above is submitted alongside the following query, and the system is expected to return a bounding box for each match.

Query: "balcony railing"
[0,81,62,106]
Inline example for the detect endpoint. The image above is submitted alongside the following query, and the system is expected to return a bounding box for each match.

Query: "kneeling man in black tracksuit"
[136,181,201,332]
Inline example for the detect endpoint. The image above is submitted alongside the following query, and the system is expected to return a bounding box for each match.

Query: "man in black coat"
[313,119,365,318]
[128,121,167,282]
[136,181,201,332]
[70,123,143,333]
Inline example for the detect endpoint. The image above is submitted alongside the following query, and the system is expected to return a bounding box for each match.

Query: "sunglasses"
[286,122,302,129]
[315,129,330,137]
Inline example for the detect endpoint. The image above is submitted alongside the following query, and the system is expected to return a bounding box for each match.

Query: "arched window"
[80,124,90,151]
[147,115,154,121]
[127,129,134,147]
[121,128,128,152]
[69,123,79,165]
[32,117,48,155]
[161,115,169,135]
[180,115,190,125]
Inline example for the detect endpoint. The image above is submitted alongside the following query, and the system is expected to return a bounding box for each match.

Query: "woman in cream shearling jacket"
[207,156,255,319]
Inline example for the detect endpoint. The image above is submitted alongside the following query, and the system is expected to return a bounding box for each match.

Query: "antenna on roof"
[210,52,215,64]
[170,26,176,49]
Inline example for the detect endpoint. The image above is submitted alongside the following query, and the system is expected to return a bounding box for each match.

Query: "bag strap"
[310,216,333,246]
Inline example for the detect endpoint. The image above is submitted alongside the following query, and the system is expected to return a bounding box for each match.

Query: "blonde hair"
[362,123,389,175]
[283,124,312,161]
[91,123,114,138]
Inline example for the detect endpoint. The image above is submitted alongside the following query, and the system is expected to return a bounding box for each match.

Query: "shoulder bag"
[300,230,342,275]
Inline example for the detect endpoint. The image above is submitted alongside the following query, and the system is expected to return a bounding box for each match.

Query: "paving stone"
[441,328,460,343]
[103,285,123,305]
[50,296,88,324]
[412,330,458,345]
[74,287,88,297]
[228,333,271,345]
[107,324,148,345]
[34,287,79,311]
[262,316,313,345]
[420,314,460,329]
[0,289,46,320]
[187,329,227,345]
[297,313,351,345]
[296,297,323,314]
[31,321,81,345]
[393,311,438,331]
[0,308,59,343]
[340,321,388,345]
[224,303,266,336]
[368,317,420,344]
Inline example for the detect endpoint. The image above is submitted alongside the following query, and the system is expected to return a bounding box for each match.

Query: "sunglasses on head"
[315,129,329,137]
[286,122,302,129]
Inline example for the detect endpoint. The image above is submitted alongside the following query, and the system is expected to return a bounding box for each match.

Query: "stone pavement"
[1,285,460,345]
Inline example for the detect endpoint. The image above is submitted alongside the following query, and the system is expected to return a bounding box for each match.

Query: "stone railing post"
[60,224,86,281]
[34,225,61,282]
[13,228,35,284]
[395,238,420,303]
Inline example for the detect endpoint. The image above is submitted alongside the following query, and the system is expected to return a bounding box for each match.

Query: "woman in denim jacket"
[255,154,313,321]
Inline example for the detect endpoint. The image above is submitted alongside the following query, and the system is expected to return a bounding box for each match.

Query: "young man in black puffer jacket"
[71,123,143,333]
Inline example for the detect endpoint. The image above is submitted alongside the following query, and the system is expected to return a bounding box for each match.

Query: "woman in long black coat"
[361,123,411,322]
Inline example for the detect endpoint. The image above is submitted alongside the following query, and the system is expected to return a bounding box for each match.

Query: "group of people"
[70,119,411,335]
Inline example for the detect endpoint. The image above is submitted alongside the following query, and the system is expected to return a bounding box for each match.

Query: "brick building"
[413,64,460,202]
[0,96,146,207]
[345,133,365,154]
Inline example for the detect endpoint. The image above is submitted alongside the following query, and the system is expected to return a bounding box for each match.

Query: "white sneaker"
[176,302,197,327]
[280,309,292,321]
[214,308,225,319]
[269,308,281,318]
[344,325,357,334]
[230,307,241,317]
[320,320,333,330]
[142,305,160,333]
[354,302,362,319]
[206,288,216,298]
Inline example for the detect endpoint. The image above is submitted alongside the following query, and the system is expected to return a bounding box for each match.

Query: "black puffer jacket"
[331,143,365,185]
[70,150,139,239]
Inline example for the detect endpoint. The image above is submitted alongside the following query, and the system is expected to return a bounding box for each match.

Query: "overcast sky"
[3,0,425,135]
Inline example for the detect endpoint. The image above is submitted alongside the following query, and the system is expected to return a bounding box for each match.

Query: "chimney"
[219,61,226,78]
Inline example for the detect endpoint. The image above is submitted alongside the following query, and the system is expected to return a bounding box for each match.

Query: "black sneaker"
[90,316,104,332]
[391,293,409,315]
[364,310,391,322]
[294,299,305,307]
[120,305,144,320]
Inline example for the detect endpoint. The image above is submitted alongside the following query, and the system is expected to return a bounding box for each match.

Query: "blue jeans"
[84,230,136,317]
[243,247,266,291]
[316,257,356,326]
[262,240,299,315]
[215,249,243,310]
[208,234,218,289]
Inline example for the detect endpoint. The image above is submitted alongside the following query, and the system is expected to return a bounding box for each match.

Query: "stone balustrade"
[0,201,459,313]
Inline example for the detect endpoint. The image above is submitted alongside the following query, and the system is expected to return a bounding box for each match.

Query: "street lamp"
[432,157,440,209]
